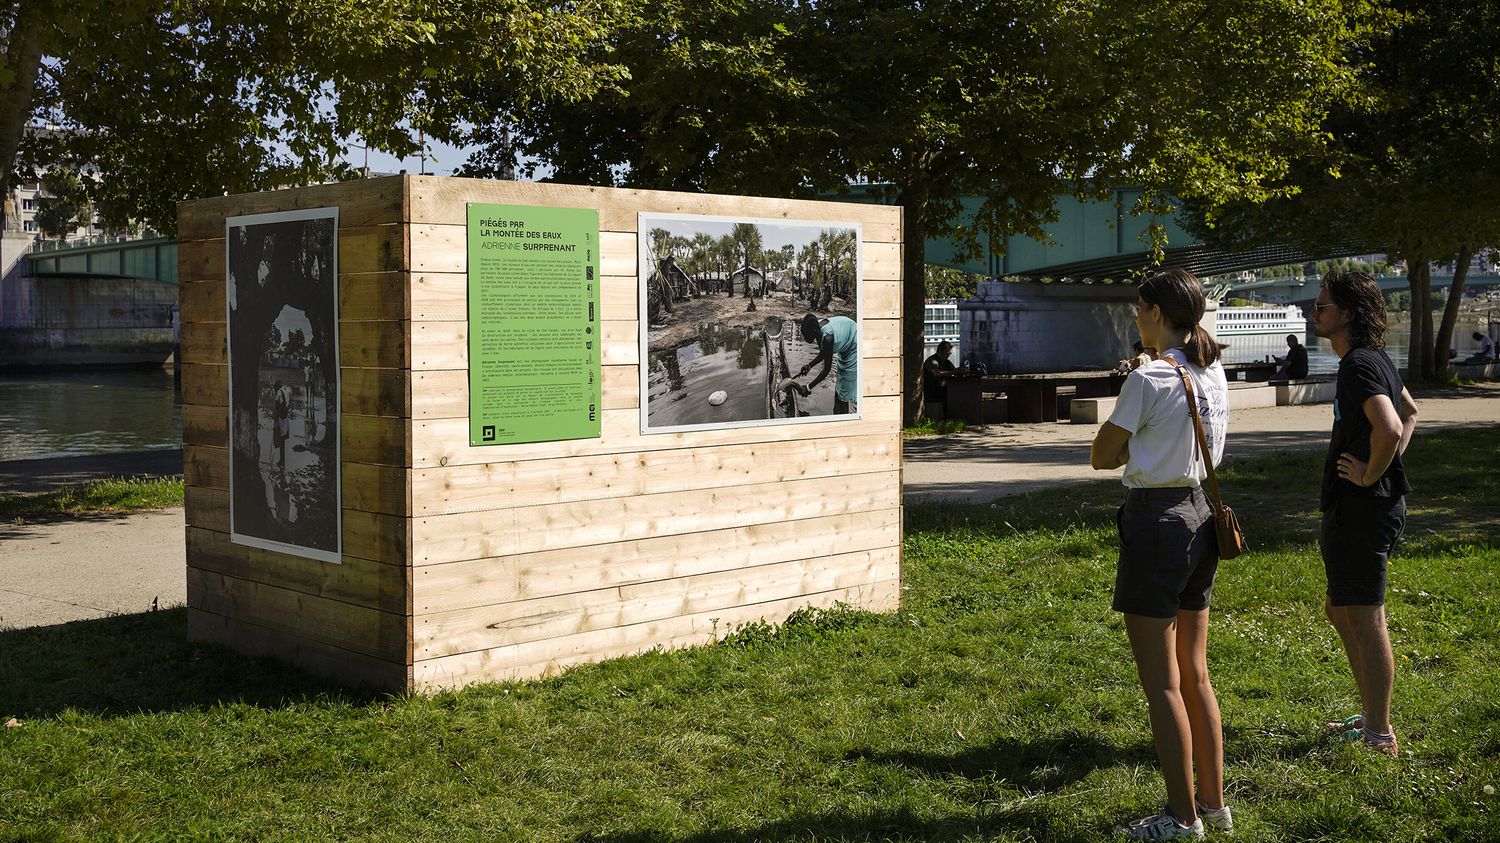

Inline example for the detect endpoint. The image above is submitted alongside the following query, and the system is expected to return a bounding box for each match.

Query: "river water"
[1220,314,1492,376]
[0,368,182,461]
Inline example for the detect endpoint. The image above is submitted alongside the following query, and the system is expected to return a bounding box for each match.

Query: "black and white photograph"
[226,208,341,563]
[639,213,862,433]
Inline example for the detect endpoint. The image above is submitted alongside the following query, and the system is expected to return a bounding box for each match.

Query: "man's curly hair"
[1321,269,1388,349]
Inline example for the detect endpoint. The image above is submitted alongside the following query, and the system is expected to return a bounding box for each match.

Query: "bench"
[1452,361,1500,380]
[1071,382,1277,424]
[1275,379,1336,406]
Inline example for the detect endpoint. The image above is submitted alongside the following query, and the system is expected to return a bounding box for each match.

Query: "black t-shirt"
[923,353,956,401]
[1286,344,1309,379]
[1321,347,1412,510]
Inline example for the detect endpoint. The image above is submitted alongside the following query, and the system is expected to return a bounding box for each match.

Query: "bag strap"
[1164,355,1226,511]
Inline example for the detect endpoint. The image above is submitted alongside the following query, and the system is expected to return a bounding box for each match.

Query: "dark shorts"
[1321,495,1406,606]
[1113,487,1219,618]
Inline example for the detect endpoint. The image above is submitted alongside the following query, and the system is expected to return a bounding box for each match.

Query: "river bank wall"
[0,274,177,368]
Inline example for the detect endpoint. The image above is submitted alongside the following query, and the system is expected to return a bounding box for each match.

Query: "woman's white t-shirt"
[1107,349,1229,489]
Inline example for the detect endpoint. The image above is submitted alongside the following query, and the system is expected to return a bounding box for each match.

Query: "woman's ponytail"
[1140,268,1226,368]
[1184,324,1226,368]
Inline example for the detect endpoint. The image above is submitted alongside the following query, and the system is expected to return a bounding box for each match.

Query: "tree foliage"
[489,0,1370,422]
[1,0,633,232]
[33,167,86,238]
[1184,0,1500,380]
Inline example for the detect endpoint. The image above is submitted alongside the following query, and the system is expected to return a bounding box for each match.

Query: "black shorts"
[1321,495,1406,606]
[1113,487,1219,618]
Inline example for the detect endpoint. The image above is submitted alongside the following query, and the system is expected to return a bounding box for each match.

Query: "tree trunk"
[1404,259,1432,381]
[0,4,46,201]
[1433,245,1474,381]
[899,184,930,427]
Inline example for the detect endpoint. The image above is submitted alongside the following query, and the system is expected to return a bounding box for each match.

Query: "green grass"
[2,429,1499,841]
[905,416,967,436]
[0,476,183,521]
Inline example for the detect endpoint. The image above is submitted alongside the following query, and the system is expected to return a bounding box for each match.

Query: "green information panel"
[467,203,602,446]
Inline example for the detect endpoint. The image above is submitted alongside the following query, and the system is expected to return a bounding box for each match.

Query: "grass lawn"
[2,428,1498,841]
[0,476,183,521]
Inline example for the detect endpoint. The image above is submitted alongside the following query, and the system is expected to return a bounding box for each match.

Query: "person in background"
[796,313,859,414]
[1467,330,1495,362]
[1274,334,1310,380]
[1311,270,1419,757]
[1091,268,1232,840]
[923,340,957,418]
[1119,340,1157,373]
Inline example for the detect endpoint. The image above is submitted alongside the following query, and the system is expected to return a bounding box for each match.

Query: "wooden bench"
[980,370,1126,423]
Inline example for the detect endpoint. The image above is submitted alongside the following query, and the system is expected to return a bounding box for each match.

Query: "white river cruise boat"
[1214,304,1306,337]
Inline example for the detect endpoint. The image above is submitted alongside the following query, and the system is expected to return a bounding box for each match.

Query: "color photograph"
[639,213,862,433]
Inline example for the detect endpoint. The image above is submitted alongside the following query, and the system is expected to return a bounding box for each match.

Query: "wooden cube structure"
[178,176,904,691]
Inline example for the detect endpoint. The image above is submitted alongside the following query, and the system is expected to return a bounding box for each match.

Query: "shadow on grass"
[584,801,1102,843]
[847,729,1152,790]
[908,425,1500,555]
[0,607,375,718]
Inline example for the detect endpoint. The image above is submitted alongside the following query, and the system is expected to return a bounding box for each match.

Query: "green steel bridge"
[23,236,178,284]
[23,193,1499,305]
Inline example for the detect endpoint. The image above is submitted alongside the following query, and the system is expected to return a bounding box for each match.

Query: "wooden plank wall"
[177,179,412,690]
[403,176,903,690]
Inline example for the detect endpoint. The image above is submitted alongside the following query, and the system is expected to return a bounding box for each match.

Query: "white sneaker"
[1114,807,1206,840]
[1195,801,1234,833]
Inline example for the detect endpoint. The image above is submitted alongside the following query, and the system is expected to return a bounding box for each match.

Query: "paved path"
[906,382,1500,502]
[3,384,1497,630]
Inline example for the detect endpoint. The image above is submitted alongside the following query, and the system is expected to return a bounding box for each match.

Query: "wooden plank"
[340,272,409,321]
[185,486,230,533]
[185,444,229,491]
[404,175,903,230]
[411,272,637,322]
[861,318,901,358]
[862,241,901,282]
[340,321,407,369]
[341,367,409,418]
[188,608,408,691]
[177,239,226,285]
[184,487,407,565]
[186,567,407,662]
[181,280,224,324]
[178,225,406,281]
[342,462,408,517]
[413,508,901,608]
[415,546,899,658]
[341,414,407,466]
[863,355,901,397]
[179,321,226,365]
[183,403,228,447]
[410,320,636,370]
[863,280,902,321]
[343,509,409,566]
[412,395,901,468]
[178,177,405,241]
[412,433,898,516]
[413,469,900,564]
[411,225,635,276]
[413,365,637,419]
[188,527,406,613]
[181,363,226,406]
[413,579,900,690]
[181,272,408,323]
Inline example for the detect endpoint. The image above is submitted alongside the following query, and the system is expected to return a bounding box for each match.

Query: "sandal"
[1324,713,1362,733]
[1343,725,1399,757]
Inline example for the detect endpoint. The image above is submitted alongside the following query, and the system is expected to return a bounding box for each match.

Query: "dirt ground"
[647,291,855,349]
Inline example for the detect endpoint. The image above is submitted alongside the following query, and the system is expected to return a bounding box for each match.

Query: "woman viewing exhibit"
[1089,268,1232,839]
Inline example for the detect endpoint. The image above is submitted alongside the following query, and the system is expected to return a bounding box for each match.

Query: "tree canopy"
[1,0,633,233]
[490,0,1373,421]
[1184,0,1500,379]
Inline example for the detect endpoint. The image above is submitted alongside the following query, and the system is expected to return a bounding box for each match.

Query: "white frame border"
[638,211,864,435]
[225,206,343,564]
